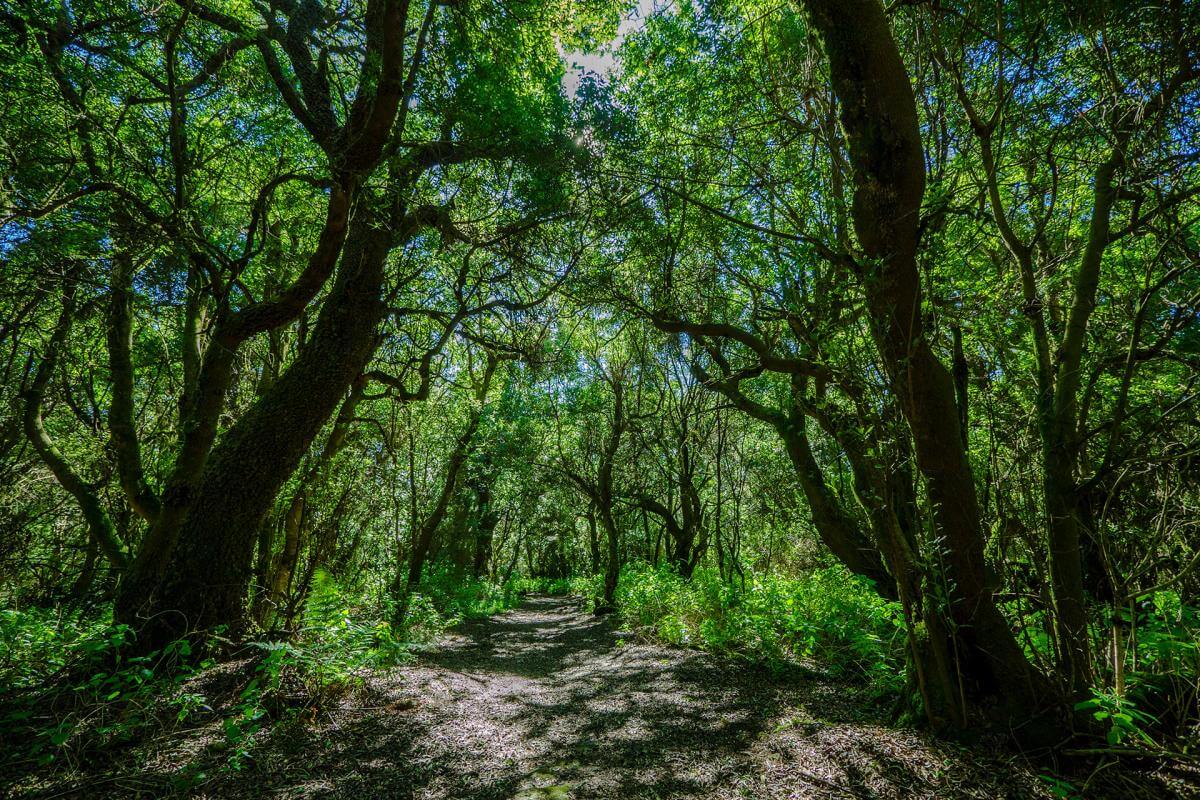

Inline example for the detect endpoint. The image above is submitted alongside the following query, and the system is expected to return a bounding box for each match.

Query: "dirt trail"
[204,595,1057,799]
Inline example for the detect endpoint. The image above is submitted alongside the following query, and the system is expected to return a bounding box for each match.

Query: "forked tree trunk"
[798,0,1061,734]
[116,219,390,645]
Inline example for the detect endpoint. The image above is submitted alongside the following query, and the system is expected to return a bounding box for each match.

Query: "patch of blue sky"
[560,0,661,97]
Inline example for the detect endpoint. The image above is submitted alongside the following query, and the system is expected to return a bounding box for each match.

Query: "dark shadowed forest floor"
[8,596,1197,799]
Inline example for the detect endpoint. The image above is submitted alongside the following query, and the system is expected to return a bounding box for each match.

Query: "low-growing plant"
[258,570,411,698]
[0,607,116,691]
[0,613,215,770]
[614,563,906,694]
[1075,690,1158,746]
[416,564,523,622]
[507,573,603,607]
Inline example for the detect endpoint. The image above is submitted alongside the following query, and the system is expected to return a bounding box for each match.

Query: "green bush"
[287,569,408,681]
[0,568,530,777]
[507,575,572,595]
[0,612,214,770]
[414,564,523,623]
[0,607,115,691]
[1117,591,1200,736]
[1074,690,1157,747]
[614,563,905,693]
[507,573,602,601]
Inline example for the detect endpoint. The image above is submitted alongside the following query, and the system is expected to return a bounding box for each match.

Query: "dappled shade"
[2,0,1199,795]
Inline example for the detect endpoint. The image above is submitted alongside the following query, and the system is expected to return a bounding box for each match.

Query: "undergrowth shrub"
[0,607,113,692]
[508,573,601,601]
[208,570,414,770]
[256,569,409,700]
[1107,591,1199,741]
[614,563,906,694]
[412,564,523,627]
[1,569,410,775]
[0,610,214,771]
[0,566,539,781]
[1004,587,1200,742]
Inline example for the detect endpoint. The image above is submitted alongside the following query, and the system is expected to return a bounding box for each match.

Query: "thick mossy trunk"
[115,220,389,645]
[798,0,1064,738]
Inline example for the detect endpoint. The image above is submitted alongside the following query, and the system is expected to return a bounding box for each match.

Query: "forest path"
[212,594,1053,800]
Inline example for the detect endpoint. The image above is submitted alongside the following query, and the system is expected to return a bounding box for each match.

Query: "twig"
[1064,747,1200,763]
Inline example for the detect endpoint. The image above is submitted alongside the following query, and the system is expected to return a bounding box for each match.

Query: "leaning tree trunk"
[692,366,896,594]
[117,219,390,645]
[392,356,498,625]
[798,0,1060,735]
[22,284,129,572]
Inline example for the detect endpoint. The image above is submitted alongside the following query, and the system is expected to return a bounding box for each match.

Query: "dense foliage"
[1,0,1198,791]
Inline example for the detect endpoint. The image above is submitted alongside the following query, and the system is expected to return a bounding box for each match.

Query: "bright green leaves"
[1074,691,1158,746]
[615,562,905,690]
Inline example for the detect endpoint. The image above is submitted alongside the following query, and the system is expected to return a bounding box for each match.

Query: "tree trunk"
[116,217,389,644]
[22,285,128,572]
[586,503,600,575]
[777,414,894,594]
[392,356,498,624]
[260,378,366,627]
[598,502,621,610]
[798,0,1060,732]
[597,380,626,610]
[470,473,497,578]
[107,240,161,523]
